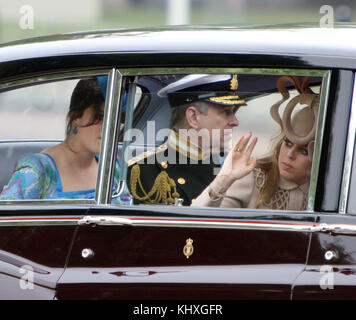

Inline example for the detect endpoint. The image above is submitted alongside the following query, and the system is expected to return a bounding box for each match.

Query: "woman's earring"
[72,127,78,135]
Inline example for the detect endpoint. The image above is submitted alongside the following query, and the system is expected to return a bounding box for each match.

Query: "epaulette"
[129,160,180,204]
[128,145,168,167]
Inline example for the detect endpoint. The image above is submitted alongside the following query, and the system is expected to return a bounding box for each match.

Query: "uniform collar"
[168,130,207,161]
[279,174,309,193]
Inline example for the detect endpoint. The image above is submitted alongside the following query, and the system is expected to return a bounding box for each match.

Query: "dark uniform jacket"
[127,131,220,206]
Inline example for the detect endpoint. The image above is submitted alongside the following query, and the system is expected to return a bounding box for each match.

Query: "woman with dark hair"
[0,77,129,203]
[192,77,319,211]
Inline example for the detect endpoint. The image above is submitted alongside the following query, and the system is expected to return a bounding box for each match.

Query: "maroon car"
[0,24,356,301]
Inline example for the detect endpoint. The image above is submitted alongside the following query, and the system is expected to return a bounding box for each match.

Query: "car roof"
[0,23,356,63]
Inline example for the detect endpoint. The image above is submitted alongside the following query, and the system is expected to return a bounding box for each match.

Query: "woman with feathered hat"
[192,76,319,211]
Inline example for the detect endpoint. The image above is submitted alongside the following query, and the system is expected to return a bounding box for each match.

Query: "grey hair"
[170,100,210,129]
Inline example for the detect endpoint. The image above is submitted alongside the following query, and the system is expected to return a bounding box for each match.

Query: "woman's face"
[278,137,312,185]
[72,102,105,154]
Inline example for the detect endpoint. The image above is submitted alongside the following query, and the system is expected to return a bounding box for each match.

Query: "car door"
[57,207,316,299]
[57,67,331,300]
[0,70,112,299]
[0,209,85,299]
[292,71,356,299]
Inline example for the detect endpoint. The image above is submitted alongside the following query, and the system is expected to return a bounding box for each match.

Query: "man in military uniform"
[128,74,246,206]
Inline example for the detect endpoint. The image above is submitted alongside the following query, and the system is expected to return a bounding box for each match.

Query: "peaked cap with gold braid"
[158,74,246,109]
[270,76,320,159]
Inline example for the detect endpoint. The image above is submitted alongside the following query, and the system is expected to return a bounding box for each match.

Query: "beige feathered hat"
[270,76,320,158]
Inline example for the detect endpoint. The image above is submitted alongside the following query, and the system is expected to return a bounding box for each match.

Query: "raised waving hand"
[213,131,258,193]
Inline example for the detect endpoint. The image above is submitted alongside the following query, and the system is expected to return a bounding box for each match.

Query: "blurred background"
[0,0,354,44]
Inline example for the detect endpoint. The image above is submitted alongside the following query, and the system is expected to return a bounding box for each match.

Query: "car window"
[0,72,110,202]
[112,70,327,213]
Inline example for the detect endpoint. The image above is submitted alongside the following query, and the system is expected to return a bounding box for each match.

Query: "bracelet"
[208,185,226,201]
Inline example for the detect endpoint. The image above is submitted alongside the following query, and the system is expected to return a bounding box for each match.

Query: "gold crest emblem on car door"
[183,238,194,259]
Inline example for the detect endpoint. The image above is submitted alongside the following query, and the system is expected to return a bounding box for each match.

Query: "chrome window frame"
[341,73,356,214]
[0,68,114,206]
[114,67,331,212]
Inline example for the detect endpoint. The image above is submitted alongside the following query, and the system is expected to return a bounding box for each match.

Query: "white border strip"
[339,74,356,213]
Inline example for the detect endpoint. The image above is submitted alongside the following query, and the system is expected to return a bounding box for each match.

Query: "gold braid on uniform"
[130,164,180,204]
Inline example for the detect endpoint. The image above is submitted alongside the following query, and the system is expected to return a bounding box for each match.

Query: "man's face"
[195,103,239,153]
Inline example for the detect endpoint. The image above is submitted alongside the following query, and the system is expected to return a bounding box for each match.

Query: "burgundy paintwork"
[293,229,356,299]
[0,225,77,299]
[56,216,311,299]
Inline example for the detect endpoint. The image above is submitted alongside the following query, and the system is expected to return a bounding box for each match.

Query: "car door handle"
[318,223,356,235]
[78,215,133,226]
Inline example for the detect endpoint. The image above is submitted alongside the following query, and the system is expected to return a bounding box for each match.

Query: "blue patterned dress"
[0,153,132,204]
